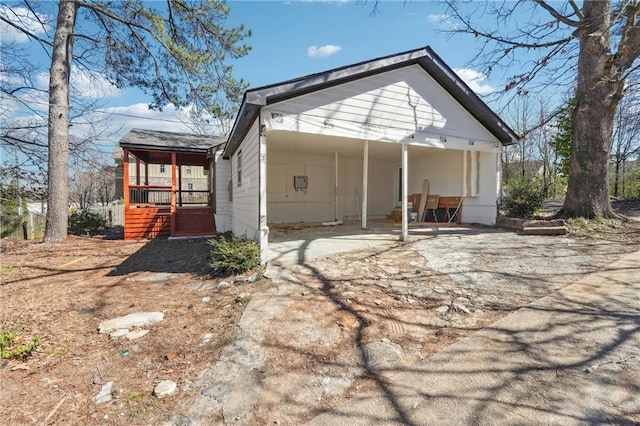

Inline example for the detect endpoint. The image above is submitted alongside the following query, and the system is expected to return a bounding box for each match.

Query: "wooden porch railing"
[129,185,210,207]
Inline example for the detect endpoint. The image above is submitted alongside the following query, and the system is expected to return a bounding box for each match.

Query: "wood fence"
[1,212,46,240]
[1,205,124,241]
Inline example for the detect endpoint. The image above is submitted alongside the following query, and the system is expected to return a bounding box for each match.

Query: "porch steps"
[522,219,567,236]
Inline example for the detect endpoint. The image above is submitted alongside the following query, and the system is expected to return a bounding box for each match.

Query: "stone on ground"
[98,312,164,333]
[94,381,113,404]
[363,339,404,369]
[153,380,177,398]
[125,329,150,340]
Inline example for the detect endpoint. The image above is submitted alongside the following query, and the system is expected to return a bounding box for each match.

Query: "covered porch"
[119,129,223,240]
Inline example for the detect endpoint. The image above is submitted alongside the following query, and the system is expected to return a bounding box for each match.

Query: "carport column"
[362,140,368,229]
[258,122,269,264]
[401,143,408,242]
[334,151,339,221]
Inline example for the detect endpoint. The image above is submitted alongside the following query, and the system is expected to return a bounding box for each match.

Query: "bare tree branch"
[534,0,580,27]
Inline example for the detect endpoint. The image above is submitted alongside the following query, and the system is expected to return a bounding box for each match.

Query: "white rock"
[109,329,129,339]
[125,329,150,340]
[201,333,214,345]
[435,305,450,315]
[201,296,211,303]
[217,281,230,290]
[153,380,177,398]
[94,381,113,404]
[433,287,446,294]
[98,312,164,333]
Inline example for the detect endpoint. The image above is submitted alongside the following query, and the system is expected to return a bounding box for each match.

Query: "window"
[186,165,192,175]
[160,164,166,173]
[237,150,242,186]
[187,182,193,195]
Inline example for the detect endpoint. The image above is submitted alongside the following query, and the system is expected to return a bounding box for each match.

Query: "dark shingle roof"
[119,128,226,153]
[223,46,520,159]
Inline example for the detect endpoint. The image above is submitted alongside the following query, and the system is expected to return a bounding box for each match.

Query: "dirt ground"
[0,237,267,424]
[1,206,639,425]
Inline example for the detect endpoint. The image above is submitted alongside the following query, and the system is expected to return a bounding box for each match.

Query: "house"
[118,46,519,263]
[220,46,518,262]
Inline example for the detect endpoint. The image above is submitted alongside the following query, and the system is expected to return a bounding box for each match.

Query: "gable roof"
[223,46,519,159]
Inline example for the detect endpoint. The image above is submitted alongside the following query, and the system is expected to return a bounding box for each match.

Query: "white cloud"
[427,13,458,30]
[427,13,450,23]
[0,5,50,43]
[307,44,342,58]
[37,67,120,99]
[453,68,496,95]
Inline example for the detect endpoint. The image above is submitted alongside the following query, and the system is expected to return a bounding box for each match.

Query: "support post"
[334,151,339,221]
[362,140,369,229]
[170,152,177,236]
[258,121,269,264]
[123,148,130,211]
[401,143,408,242]
[135,157,140,186]
[144,162,149,185]
[178,164,183,207]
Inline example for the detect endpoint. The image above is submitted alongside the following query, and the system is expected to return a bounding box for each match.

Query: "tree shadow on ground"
[106,237,213,276]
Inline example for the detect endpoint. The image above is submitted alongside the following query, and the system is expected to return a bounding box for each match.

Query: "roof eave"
[223,46,520,157]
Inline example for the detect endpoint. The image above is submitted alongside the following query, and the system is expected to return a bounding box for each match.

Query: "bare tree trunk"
[44,0,77,242]
[561,0,620,219]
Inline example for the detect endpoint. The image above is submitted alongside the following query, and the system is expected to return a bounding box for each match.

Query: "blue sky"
[2,1,552,161]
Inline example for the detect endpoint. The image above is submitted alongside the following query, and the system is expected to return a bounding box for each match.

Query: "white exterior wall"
[263,64,498,148]
[460,151,499,225]
[214,152,232,233]
[409,150,498,225]
[266,149,395,223]
[231,119,260,239]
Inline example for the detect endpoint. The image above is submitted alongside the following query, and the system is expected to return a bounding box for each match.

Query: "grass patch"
[45,346,68,357]
[127,392,145,402]
[0,265,15,273]
[567,217,628,239]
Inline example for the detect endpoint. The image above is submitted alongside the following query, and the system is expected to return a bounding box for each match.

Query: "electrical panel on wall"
[293,175,308,192]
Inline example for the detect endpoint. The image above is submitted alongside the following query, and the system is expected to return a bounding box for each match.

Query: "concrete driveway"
[308,249,640,425]
[185,221,639,425]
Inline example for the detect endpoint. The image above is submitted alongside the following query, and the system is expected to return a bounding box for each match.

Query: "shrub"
[503,178,545,217]
[208,234,260,275]
[68,209,107,235]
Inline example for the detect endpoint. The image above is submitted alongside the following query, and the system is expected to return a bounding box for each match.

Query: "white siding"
[266,148,395,223]
[264,65,498,147]
[231,119,260,239]
[214,152,232,233]
[409,150,498,225]
[460,151,499,225]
